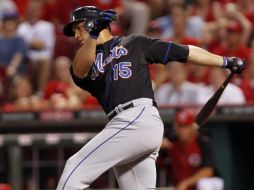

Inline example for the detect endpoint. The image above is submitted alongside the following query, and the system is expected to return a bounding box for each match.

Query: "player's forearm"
[72,37,97,78]
[187,45,224,67]
[181,167,214,187]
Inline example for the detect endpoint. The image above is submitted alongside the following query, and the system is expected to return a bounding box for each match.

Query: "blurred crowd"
[1,0,254,112]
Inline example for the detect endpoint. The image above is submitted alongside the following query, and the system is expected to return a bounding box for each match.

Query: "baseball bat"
[195,72,234,126]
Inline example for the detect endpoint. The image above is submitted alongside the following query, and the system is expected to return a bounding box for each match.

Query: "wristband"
[222,57,228,67]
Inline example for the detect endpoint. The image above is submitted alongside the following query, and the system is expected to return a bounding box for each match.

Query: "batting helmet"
[63,6,103,37]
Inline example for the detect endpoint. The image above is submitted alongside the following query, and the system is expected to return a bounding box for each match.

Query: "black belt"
[108,101,157,121]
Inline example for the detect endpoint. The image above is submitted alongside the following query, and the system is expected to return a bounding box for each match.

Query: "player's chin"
[80,40,85,45]
[76,40,84,46]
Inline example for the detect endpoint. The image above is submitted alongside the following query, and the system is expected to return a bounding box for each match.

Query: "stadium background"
[1,0,254,190]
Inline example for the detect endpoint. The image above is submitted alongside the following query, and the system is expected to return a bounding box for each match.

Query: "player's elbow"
[72,61,92,78]
[72,53,94,78]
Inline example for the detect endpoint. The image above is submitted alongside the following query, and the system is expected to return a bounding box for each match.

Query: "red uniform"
[169,134,215,190]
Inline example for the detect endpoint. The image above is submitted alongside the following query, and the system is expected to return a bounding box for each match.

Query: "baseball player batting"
[57,6,245,190]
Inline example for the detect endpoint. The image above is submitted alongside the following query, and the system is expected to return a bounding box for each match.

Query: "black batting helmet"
[63,6,102,37]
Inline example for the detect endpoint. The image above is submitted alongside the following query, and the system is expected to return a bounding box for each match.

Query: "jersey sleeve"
[142,36,189,64]
[198,134,216,168]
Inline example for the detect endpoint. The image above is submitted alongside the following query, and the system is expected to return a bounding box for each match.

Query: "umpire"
[56,6,245,190]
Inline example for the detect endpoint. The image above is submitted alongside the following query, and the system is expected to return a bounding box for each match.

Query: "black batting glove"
[85,9,117,39]
[223,57,246,74]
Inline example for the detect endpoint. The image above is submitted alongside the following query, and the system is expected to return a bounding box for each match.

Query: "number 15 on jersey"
[113,62,132,80]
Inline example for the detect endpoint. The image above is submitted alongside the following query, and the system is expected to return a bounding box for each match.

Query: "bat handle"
[222,72,234,88]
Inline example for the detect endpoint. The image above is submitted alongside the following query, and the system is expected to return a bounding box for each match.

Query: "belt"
[107,98,157,121]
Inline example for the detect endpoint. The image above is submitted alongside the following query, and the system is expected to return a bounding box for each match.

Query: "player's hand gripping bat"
[195,57,246,126]
[195,72,234,126]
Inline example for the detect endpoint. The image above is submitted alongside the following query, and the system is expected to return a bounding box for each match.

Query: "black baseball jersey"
[70,35,189,114]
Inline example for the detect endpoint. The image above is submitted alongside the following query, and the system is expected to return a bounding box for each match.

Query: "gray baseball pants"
[56,98,164,190]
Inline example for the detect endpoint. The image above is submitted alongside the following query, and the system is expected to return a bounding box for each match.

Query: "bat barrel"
[195,72,234,126]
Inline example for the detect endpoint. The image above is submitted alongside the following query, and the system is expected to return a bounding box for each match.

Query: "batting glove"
[223,57,246,74]
[85,9,117,39]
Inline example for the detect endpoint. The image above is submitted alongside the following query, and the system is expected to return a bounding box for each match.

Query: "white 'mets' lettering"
[91,46,129,80]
